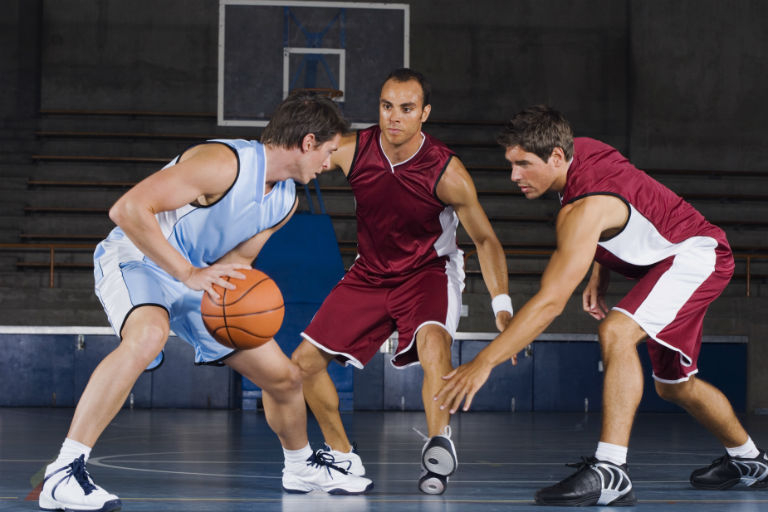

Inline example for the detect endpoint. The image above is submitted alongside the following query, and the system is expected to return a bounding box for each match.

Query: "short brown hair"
[261,91,349,149]
[496,105,574,161]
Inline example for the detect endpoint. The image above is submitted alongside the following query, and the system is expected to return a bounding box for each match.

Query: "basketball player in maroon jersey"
[291,69,513,494]
[436,105,767,505]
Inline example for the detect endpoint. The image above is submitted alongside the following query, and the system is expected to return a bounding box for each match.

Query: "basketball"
[200,268,284,349]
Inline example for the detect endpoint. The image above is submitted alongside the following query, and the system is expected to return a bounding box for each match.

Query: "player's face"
[298,134,341,184]
[378,78,430,147]
[505,145,565,198]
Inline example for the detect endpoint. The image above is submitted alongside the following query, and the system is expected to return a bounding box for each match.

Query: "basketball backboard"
[218,1,410,128]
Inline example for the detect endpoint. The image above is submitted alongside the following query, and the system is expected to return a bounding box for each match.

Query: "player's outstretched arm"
[436,157,512,331]
[109,143,245,298]
[434,196,621,413]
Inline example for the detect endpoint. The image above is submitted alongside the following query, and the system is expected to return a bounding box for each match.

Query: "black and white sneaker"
[418,470,447,495]
[535,457,637,507]
[690,450,768,489]
[419,426,457,494]
[421,426,457,477]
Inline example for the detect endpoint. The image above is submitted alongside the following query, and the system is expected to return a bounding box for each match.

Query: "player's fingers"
[462,389,477,412]
[205,286,220,301]
[228,270,247,280]
[442,368,458,380]
[448,388,466,414]
[510,354,518,366]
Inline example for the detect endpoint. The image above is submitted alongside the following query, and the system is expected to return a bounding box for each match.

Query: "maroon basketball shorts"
[301,264,464,368]
[612,242,734,382]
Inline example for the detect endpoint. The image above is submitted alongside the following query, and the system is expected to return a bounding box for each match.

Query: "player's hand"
[183,263,250,300]
[582,277,608,320]
[495,310,513,332]
[434,358,494,414]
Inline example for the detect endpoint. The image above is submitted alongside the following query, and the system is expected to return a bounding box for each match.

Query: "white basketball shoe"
[282,450,373,494]
[39,455,121,512]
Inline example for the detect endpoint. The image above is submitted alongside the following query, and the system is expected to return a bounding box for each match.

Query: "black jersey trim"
[180,141,241,209]
[346,130,364,181]
[195,350,237,366]
[432,155,456,205]
[119,303,170,341]
[564,191,631,241]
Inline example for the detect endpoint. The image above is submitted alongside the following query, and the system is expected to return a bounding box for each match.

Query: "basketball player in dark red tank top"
[292,69,513,494]
[436,106,767,506]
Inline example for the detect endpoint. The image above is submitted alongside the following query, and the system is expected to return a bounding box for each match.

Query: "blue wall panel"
[533,341,603,412]
[150,337,234,409]
[0,334,75,406]
[460,340,534,412]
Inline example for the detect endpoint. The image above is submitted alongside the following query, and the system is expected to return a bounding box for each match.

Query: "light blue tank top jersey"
[97,139,297,270]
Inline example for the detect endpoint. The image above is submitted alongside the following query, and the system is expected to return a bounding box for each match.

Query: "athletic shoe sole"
[282,481,374,495]
[534,490,637,507]
[422,437,457,476]
[419,472,447,495]
[39,497,122,512]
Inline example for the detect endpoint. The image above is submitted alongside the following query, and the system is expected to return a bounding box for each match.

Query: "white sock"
[595,441,628,466]
[726,437,760,459]
[284,444,313,466]
[51,438,92,471]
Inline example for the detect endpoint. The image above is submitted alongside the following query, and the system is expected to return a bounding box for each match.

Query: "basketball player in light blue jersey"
[39,92,373,512]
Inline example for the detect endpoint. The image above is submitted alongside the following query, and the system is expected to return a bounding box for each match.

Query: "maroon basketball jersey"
[347,125,460,278]
[560,137,731,278]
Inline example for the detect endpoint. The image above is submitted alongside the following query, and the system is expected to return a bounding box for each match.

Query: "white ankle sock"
[595,442,628,466]
[726,437,760,459]
[284,444,313,466]
[51,438,92,471]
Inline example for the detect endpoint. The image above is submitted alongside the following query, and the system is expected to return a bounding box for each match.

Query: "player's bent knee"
[262,362,302,396]
[121,325,167,367]
[291,342,329,378]
[655,379,691,404]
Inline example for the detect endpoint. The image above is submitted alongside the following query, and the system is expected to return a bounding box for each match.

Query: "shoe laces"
[566,456,600,472]
[67,455,97,496]
[307,450,350,476]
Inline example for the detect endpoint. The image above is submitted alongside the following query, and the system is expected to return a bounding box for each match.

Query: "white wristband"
[491,294,513,317]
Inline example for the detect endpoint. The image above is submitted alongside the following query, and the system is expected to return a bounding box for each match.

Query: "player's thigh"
[226,339,300,391]
[302,280,393,368]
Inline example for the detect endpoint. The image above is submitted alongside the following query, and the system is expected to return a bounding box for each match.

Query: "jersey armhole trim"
[565,191,631,241]
[186,141,241,209]
[432,155,456,205]
[346,131,363,181]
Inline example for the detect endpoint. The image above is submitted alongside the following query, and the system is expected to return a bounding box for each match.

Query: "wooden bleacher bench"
[31,155,168,164]
[39,109,216,118]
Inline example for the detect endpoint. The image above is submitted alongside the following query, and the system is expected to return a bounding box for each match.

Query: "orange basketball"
[201,269,284,349]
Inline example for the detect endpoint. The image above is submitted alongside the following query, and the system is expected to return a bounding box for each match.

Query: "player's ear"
[301,133,317,152]
[420,104,432,123]
[549,147,566,166]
